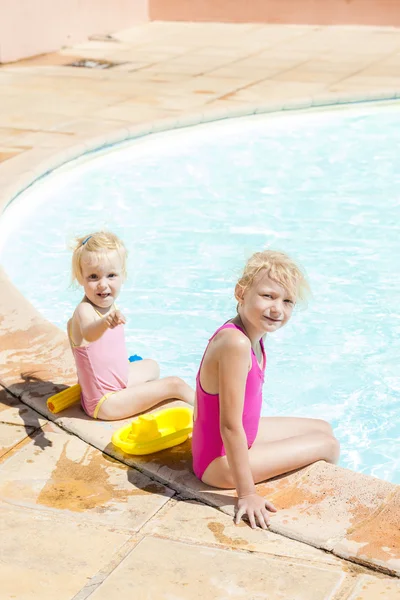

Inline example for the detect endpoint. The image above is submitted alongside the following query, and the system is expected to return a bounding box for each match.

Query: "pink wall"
[149,0,400,27]
[0,0,148,63]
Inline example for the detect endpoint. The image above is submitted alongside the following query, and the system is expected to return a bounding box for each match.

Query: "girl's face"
[80,250,124,310]
[237,270,295,334]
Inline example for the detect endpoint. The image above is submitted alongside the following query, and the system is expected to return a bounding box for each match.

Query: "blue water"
[1,102,399,483]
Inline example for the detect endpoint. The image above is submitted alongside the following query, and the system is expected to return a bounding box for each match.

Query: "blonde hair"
[71,231,127,285]
[236,250,310,304]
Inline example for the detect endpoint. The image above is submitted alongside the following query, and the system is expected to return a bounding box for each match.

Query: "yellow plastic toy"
[47,384,81,414]
[111,406,193,455]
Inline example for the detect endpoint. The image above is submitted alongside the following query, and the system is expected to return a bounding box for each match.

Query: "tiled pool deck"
[1,21,400,599]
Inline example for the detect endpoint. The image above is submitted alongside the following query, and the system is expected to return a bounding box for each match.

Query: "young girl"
[192,250,340,529]
[68,231,194,420]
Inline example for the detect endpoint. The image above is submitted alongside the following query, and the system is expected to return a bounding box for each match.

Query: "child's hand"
[104,309,126,329]
[235,493,277,530]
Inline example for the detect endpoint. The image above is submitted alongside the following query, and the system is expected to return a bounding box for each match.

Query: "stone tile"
[89,536,345,600]
[126,71,190,84]
[0,388,47,427]
[0,429,174,531]
[0,110,73,131]
[227,80,327,103]
[0,149,25,162]
[1,131,75,150]
[271,68,348,84]
[0,422,35,459]
[359,64,400,78]
[347,575,400,600]
[338,74,400,88]
[0,502,132,600]
[143,498,343,566]
[333,488,400,576]
[295,58,374,73]
[177,75,249,95]
[53,117,132,137]
[139,62,213,76]
[10,52,82,67]
[267,462,394,550]
[205,64,279,81]
[92,102,181,123]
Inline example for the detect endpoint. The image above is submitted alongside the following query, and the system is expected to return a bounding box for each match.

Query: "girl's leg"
[254,416,336,443]
[127,359,160,386]
[97,373,195,420]
[202,416,340,489]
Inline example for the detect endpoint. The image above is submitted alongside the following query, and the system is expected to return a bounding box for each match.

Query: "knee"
[323,433,340,465]
[165,375,185,393]
[144,359,160,380]
[314,419,335,437]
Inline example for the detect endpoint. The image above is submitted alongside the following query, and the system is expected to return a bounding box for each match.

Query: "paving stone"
[0,422,35,459]
[0,502,132,600]
[143,498,343,566]
[0,429,174,531]
[267,462,394,550]
[0,388,47,427]
[92,102,180,123]
[333,488,400,576]
[89,536,346,600]
[347,575,400,599]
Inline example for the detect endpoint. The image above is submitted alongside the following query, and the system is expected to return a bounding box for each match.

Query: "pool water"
[1,102,399,483]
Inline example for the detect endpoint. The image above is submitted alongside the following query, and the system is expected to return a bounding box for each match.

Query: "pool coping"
[0,90,399,578]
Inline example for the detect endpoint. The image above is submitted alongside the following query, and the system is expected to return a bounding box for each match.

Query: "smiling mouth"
[97,293,110,298]
[264,316,281,323]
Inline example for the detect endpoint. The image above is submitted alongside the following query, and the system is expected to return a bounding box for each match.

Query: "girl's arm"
[218,331,275,529]
[218,332,255,496]
[75,303,125,343]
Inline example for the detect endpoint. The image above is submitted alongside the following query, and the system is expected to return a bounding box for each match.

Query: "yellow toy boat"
[111,406,193,455]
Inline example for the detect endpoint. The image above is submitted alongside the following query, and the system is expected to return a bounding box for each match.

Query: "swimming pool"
[1,101,399,483]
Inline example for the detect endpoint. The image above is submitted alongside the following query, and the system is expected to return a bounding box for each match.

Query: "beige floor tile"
[269,462,394,550]
[0,429,174,530]
[358,64,400,78]
[0,422,35,459]
[205,64,280,81]
[139,62,213,76]
[191,46,261,58]
[0,502,132,600]
[143,498,343,566]
[92,102,181,123]
[347,575,400,599]
[156,54,235,70]
[4,131,76,150]
[175,75,247,94]
[125,71,190,84]
[53,117,132,137]
[0,111,73,131]
[224,81,326,104]
[339,75,400,88]
[252,51,313,65]
[294,58,373,73]
[0,389,47,428]
[89,536,345,600]
[271,68,346,84]
[333,488,400,576]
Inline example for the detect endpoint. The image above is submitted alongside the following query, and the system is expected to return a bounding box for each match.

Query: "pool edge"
[0,91,399,578]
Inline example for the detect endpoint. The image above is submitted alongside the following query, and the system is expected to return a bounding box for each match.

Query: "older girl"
[192,250,340,529]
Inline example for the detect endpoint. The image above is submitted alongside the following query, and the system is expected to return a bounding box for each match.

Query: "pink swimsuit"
[192,323,266,480]
[70,324,129,418]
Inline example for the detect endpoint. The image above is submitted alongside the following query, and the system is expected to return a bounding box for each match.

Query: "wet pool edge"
[0,92,399,578]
